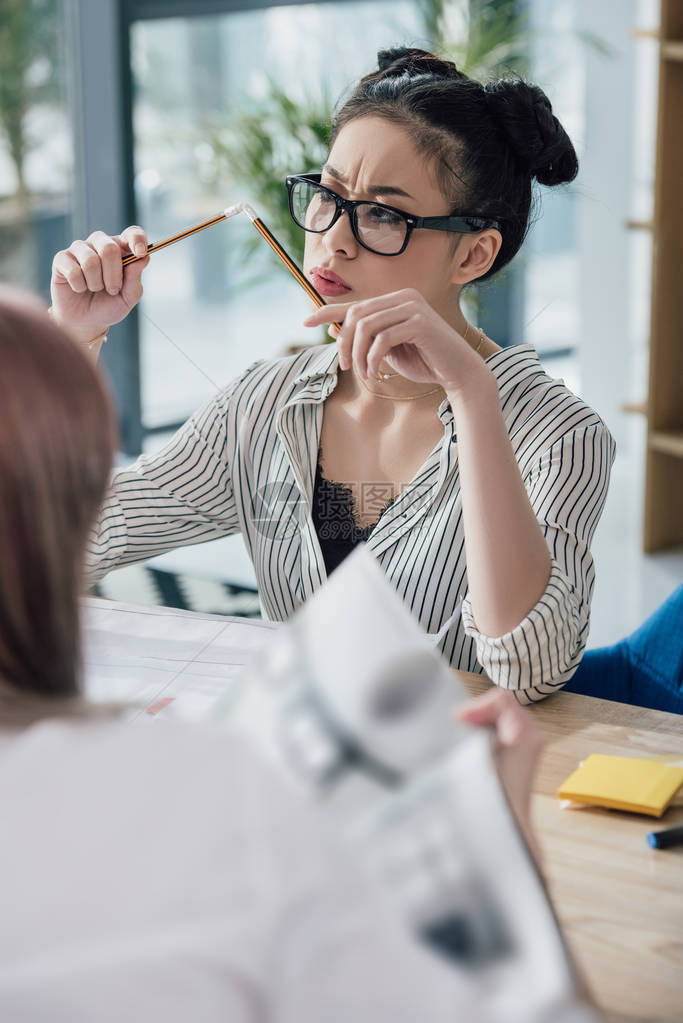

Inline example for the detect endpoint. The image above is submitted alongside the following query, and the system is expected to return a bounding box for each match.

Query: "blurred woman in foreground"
[0,289,596,1021]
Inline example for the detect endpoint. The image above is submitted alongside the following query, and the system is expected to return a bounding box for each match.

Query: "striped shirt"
[86,342,616,704]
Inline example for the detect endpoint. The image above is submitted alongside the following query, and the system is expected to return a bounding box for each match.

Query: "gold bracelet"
[47,306,108,349]
[84,332,108,350]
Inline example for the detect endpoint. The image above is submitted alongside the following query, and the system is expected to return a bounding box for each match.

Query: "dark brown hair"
[329,46,579,279]
[0,288,117,721]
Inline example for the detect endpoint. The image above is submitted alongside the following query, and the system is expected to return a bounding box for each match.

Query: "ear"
[449,229,503,285]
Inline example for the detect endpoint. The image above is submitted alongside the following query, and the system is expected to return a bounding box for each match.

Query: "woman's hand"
[455,689,544,863]
[303,287,488,396]
[50,226,151,344]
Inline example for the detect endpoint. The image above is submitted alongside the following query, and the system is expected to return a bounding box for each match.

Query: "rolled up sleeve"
[460,422,616,703]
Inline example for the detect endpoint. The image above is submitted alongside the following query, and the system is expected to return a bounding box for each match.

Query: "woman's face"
[303,115,463,322]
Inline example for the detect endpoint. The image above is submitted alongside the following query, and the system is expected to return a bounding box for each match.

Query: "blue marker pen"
[646,824,683,849]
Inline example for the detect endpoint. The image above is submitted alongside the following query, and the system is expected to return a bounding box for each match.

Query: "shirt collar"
[292,345,456,429]
[291,340,541,407]
[293,343,339,384]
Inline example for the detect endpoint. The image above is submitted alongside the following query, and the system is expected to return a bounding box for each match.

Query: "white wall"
[575,0,638,452]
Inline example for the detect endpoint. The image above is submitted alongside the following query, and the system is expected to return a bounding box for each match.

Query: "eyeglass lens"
[291,180,408,255]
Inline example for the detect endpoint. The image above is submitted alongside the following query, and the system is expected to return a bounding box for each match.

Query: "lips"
[310,266,351,294]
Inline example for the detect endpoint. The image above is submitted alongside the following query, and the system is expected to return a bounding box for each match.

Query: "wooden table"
[455,672,683,1023]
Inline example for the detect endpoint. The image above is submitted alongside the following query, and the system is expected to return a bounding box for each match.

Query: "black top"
[312,446,396,576]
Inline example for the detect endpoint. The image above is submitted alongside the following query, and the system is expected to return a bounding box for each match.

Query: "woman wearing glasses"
[49,47,616,704]
[0,288,600,1021]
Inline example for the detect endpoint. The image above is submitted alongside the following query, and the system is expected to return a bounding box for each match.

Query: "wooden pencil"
[121,201,343,334]
[121,205,243,266]
[241,204,343,334]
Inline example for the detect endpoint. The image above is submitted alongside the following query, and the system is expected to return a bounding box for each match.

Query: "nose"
[323,207,358,257]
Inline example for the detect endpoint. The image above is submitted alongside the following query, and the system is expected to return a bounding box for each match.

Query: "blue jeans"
[564,584,683,714]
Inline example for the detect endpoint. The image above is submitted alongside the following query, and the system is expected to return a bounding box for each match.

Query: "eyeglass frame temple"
[285,173,502,239]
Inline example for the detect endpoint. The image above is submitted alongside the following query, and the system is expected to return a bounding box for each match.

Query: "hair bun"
[376,46,463,80]
[483,79,578,186]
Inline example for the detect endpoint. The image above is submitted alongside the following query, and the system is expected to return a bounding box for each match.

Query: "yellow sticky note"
[557,754,683,817]
[647,756,683,807]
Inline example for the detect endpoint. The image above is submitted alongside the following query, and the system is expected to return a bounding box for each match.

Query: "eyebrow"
[322,164,414,200]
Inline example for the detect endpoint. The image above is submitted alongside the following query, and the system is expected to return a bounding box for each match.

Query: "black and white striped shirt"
[87,342,616,703]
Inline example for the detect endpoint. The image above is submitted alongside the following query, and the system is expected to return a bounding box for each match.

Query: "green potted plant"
[202,78,334,349]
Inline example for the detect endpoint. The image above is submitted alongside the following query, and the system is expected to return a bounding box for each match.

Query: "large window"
[19,0,657,611]
[523,0,582,360]
[130,1,423,435]
[0,0,74,304]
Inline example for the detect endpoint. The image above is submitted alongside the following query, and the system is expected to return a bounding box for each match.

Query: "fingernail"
[135,243,146,256]
[107,287,118,296]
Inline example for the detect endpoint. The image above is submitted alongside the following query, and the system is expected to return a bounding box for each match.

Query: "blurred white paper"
[225,546,583,1023]
[80,598,279,721]
[225,544,470,791]
[80,552,585,1023]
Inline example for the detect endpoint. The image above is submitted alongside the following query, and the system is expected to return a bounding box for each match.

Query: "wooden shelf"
[649,430,683,458]
[662,41,683,60]
[640,0,683,552]
[626,219,653,231]
[621,400,646,415]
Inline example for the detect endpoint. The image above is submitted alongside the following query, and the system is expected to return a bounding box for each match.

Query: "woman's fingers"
[304,290,428,377]
[336,301,408,371]
[112,230,150,305]
[52,227,148,300]
[349,302,415,376]
[456,687,511,723]
[304,289,409,327]
[69,239,105,293]
[118,225,149,259]
[49,225,152,340]
[52,249,88,294]
[457,689,541,749]
[364,314,424,378]
[120,255,149,308]
[87,231,126,296]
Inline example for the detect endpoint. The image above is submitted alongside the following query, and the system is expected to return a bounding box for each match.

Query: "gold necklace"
[463,320,487,355]
[359,375,444,401]
[374,365,399,381]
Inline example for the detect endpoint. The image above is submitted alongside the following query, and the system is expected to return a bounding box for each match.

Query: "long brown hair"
[0,287,117,722]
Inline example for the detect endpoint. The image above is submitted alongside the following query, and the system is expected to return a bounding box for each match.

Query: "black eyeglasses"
[285,173,501,257]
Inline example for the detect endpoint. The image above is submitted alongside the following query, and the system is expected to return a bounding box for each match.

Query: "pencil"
[121,203,245,266]
[121,201,343,335]
[239,203,343,334]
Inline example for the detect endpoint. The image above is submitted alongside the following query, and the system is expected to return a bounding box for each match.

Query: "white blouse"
[0,718,482,1022]
[86,342,616,703]
[0,718,599,1022]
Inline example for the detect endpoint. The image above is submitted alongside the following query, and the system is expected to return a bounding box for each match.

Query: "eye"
[367,205,403,226]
